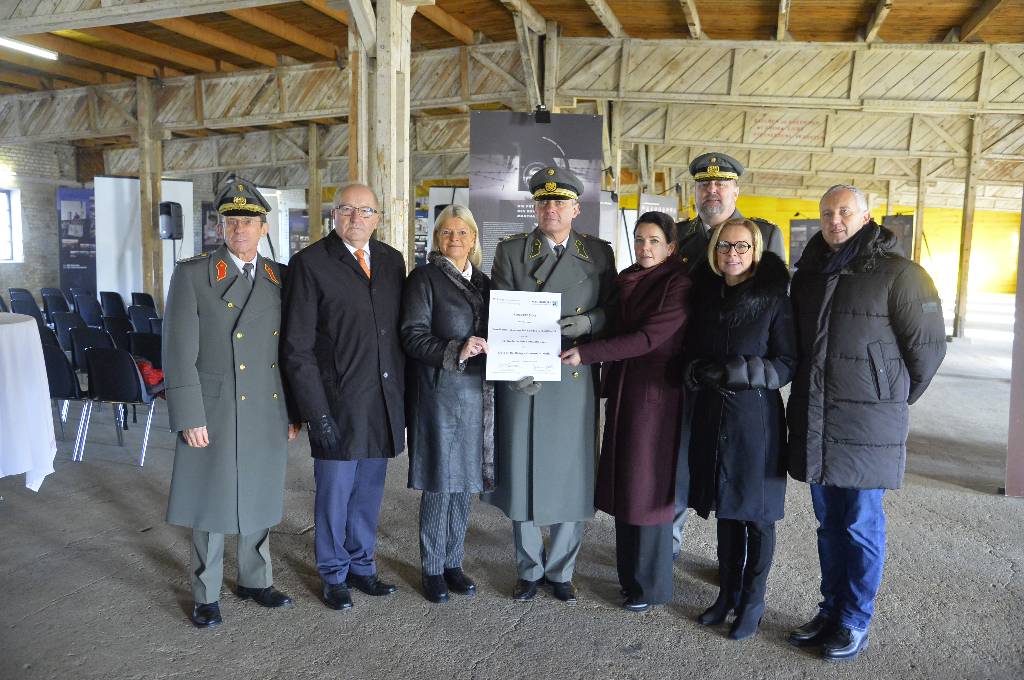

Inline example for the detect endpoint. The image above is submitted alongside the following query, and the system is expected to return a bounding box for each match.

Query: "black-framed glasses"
[716,240,751,254]
[336,204,382,218]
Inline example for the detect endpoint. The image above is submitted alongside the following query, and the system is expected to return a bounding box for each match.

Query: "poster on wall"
[469,111,604,272]
[288,208,310,256]
[200,202,220,253]
[57,187,96,293]
[788,219,820,268]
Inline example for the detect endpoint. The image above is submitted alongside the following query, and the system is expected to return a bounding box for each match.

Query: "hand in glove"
[558,314,592,339]
[510,375,542,396]
[686,360,735,398]
[307,414,341,451]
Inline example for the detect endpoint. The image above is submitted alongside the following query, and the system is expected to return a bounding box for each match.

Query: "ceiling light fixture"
[0,37,58,61]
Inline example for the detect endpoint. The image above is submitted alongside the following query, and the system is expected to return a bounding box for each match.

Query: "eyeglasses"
[715,240,752,254]
[336,204,381,218]
[439,229,471,239]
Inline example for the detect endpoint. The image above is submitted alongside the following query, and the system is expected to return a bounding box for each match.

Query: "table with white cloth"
[0,312,57,491]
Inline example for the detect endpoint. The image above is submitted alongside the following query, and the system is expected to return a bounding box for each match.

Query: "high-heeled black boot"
[697,519,743,625]
[727,521,775,641]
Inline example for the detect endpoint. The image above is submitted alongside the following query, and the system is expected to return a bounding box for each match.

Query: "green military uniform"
[163,178,291,605]
[483,166,616,584]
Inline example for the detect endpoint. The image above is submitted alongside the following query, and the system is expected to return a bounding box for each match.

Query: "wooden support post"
[349,26,369,185]
[886,178,896,217]
[136,76,163,311]
[308,122,323,242]
[952,115,983,338]
[913,158,927,263]
[1006,189,1024,497]
[543,20,559,112]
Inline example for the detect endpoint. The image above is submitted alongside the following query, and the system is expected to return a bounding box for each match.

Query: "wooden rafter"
[418,5,475,46]
[499,1,546,35]
[302,0,349,25]
[339,0,377,56]
[777,0,791,41]
[862,0,893,43]
[0,46,123,85]
[19,33,184,78]
[0,68,75,90]
[67,27,240,72]
[225,8,340,59]
[961,0,1008,42]
[151,18,279,67]
[513,10,541,109]
[583,0,626,39]
[678,0,706,40]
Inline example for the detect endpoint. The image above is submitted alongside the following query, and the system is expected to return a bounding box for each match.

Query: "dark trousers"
[811,484,886,631]
[313,458,388,585]
[419,491,471,576]
[716,518,776,612]
[615,520,674,605]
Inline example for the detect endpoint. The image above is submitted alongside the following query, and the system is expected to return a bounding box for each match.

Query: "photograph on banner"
[200,202,220,253]
[288,208,310,257]
[486,290,562,382]
[469,111,603,273]
[57,187,96,293]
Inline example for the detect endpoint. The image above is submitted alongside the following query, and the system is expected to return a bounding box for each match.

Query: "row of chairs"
[2,288,157,326]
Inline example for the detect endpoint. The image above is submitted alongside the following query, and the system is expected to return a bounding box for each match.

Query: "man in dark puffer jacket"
[786,184,946,661]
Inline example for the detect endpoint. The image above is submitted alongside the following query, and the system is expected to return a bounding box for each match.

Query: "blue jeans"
[810,484,886,632]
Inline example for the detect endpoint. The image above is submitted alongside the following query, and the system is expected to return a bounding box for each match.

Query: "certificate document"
[486,290,562,382]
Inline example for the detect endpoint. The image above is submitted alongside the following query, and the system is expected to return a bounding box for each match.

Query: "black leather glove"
[686,360,735,398]
[307,414,340,451]
[510,376,542,396]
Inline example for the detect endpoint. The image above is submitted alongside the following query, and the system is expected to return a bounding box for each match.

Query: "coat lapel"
[208,245,249,311]
[235,255,281,328]
[539,230,591,292]
[326,230,372,282]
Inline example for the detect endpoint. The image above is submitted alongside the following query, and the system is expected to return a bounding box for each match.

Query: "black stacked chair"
[42,292,71,325]
[128,304,160,333]
[8,287,33,301]
[102,316,134,351]
[38,323,60,348]
[40,287,66,300]
[70,326,114,373]
[10,296,46,327]
[41,343,85,441]
[0,294,8,312]
[76,295,104,328]
[52,311,86,353]
[129,331,162,369]
[76,347,157,466]
[100,291,129,319]
[131,292,157,310]
[148,318,163,335]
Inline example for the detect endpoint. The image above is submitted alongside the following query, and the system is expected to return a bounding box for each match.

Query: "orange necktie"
[355,248,371,279]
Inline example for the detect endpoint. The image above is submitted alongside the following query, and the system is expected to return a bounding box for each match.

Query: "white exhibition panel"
[95,177,194,305]
[261,187,303,264]
[428,187,469,226]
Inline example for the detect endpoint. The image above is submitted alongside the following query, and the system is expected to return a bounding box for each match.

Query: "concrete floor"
[1,296,1022,680]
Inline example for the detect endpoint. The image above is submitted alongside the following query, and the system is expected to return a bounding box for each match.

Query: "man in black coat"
[786,184,946,661]
[281,183,406,611]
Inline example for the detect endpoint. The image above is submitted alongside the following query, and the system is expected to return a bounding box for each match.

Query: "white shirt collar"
[342,238,370,268]
[444,256,473,280]
[544,234,571,253]
[226,249,258,277]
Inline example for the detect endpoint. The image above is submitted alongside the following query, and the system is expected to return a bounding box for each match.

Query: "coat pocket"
[198,371,222,398]
[866,341,891,401]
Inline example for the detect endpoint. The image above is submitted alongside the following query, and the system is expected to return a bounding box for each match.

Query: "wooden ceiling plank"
[76,26,239,73]
[0,46,113,85]
[302,0,349,25]
[961,0,1009,43]
[225,8,340,59]
[678,0,706,40]
[499,1,546,35]
[19,33,185,78]
[151,17,279,68]
[863,0,893,43]
[777,0,791,41]
[418,5,474,46]
[583,0,626,39]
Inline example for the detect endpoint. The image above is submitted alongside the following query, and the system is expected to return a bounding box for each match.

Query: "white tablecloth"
[0,312,56,491]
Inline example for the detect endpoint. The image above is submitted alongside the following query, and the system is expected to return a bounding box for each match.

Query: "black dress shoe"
[422,574,449,603]
[549,580,577,603]
[322,583,353,610]
[190,602,222,628]
[443,568,477,595]
[235,585,293,609]
[346,573,397,596]
[622,596,650,612]
[512,578,540,601]
[823,626,869,661]
[788,612,837,647]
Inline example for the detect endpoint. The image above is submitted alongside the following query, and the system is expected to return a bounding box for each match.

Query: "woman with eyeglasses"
[685,216,796,640]
[560,211,691,613]
[400,204,492,604]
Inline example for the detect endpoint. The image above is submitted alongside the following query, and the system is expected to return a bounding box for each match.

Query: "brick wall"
[0,143,78,304]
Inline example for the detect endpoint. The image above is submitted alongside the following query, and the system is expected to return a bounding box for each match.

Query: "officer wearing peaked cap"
[163,174,300,628]
[483,165,616,603]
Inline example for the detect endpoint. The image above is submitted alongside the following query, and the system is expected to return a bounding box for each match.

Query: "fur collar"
[693,251,790,328]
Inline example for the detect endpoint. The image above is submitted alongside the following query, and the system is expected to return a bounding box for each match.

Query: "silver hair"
[821,184,868,212]
[333,183,380,208]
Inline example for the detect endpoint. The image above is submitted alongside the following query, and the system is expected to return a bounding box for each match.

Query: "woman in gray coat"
[401,204,493,604]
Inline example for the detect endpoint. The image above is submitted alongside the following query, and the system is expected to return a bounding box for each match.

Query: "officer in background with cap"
[164,175,300,628]
[671,152,787,561]
[484,166,616,604]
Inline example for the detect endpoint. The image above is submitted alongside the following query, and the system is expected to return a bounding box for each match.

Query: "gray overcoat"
[483,228,616,525]
[163,245,291,535]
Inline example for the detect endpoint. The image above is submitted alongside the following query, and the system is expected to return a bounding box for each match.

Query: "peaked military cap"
[217,174,271,216]
[529,165,584,201]
[689,152,744,182]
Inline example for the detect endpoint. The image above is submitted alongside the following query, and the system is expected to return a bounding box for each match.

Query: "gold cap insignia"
[233,196,247,206]
[546,168,555,176]
[707,165,720,175]
[709,157,717,163]
[237,184,245,192]
[544,181,557,192]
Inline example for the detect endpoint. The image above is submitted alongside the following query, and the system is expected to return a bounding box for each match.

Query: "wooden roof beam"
[776,0,792,41]
[151,17,279,67]
[861,0,893,43]
[583,0,626,38]
[0,46,123,85]
[333,0,376,56]
[678,0,707,40]
[418,5,475,46]
[69,27,240,73]
[225,8,340,59]
[499,1,547,35]
[0,67,76,90]
[19,33,185,78]
[960,0,1008,42]
[302,0,349,25]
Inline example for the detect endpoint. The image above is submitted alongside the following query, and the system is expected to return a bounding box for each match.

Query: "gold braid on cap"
[693,165,738,182]
[531,186,579,200]
[217,197,268,214]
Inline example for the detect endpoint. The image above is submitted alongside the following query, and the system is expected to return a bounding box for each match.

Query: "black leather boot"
[698,519,742,626]
[727,521,775,641]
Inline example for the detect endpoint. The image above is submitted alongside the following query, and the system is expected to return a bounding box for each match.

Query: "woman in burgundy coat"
[561,211,691,612]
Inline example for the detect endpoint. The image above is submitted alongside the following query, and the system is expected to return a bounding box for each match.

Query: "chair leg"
[138,402,155,467]
[113,403,125,447]
[60,399,70,423]
[74,401,94,462]
[53,400,65,440]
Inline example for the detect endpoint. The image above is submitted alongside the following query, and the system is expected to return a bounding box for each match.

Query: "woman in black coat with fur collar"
[685,217,797,641]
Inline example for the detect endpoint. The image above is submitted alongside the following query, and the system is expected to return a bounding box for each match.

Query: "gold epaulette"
[501,232,530,241]
[177,252,210,264]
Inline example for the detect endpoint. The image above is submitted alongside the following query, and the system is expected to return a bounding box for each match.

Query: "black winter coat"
[687,252,796,523]
[787,223,946,490]
[281,231,406,460]
[401,254,494,493]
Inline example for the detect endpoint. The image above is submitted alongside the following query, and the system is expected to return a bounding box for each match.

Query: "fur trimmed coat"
[401,253,495,493]
[686,252,796,523]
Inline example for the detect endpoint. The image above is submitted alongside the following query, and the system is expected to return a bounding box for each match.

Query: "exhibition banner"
[57,187,96,293]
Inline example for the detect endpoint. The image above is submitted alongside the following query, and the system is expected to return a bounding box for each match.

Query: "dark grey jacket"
[787,223,946,490]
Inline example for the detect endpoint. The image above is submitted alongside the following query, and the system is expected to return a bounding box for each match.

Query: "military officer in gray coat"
[484,166,616,604]
[164,176,299,629]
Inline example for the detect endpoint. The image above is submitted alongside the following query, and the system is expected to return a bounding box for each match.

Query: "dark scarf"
[822,221,879,274]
